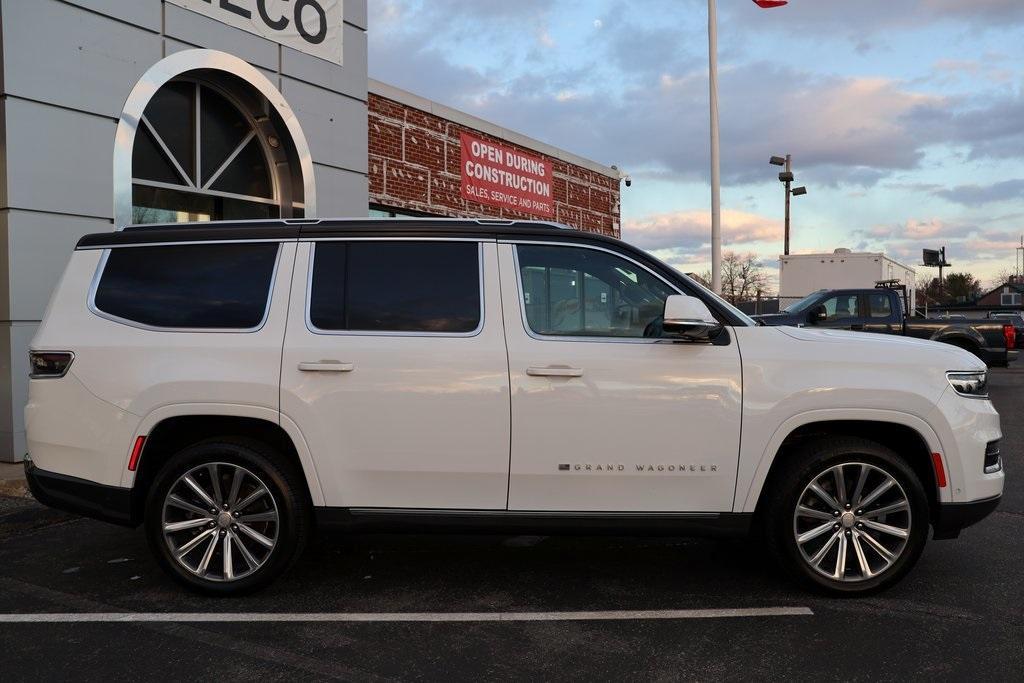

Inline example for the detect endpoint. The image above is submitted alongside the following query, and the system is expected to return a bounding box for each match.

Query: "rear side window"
[93,243,279,329]
[867,293,892,318]
[309,241,481,333]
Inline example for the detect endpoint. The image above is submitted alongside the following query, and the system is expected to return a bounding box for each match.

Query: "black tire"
[761,436,930,596]
[144,437,310,595]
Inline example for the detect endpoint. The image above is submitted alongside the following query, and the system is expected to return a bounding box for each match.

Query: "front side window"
[309,241,482,333]
[94,243,279,329]
[516,244,675,338]
[820,294,859,321]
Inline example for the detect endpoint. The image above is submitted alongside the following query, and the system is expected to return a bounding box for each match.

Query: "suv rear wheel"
[144,438,310,595]
[762,436,930,595]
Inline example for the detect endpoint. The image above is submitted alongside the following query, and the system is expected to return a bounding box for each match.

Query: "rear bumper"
[932,495,1001,540]
[25,461,138,527]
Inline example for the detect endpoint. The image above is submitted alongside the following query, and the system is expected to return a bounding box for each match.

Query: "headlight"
[946,371,988,398]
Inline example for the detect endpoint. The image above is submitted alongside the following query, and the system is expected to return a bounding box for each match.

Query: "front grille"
[984,440,1002,474]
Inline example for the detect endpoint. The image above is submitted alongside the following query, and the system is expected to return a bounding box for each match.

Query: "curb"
[0,478,30,499]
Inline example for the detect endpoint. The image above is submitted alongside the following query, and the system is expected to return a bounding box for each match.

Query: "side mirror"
[662,295,723,342]
[809,305,827,324]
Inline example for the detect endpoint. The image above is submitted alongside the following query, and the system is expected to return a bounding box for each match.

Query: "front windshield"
[679,273,757,327]
[782,290,828,314]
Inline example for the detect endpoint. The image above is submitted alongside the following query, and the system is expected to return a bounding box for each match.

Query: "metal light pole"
[708,0,722,294]
[783,154,791,255]
[770,154,806,256]
[707,1,788,291]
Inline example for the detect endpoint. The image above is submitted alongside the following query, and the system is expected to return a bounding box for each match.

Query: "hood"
[753,312,802,325]
[776,326,986,371]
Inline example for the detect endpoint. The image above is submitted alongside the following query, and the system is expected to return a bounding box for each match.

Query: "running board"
[314,508,753,538]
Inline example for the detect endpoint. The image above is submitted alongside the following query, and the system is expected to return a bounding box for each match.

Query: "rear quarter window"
[92,243,279,329]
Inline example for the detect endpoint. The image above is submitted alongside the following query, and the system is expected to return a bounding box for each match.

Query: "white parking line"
[0,607,812,623]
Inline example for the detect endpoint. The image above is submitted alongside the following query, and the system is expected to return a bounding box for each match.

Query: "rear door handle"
[526,366,584,378]
[298,361,355,373]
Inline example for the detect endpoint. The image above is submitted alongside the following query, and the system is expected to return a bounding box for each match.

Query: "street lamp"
[769,154,807,255]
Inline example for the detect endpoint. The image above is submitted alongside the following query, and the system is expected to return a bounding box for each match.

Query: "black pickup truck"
[754,287,1018,367]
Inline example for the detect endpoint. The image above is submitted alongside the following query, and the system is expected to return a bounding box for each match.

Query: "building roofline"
[369,78,621,180]
[779,251,917,273]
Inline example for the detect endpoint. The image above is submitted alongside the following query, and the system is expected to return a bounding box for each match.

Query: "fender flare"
[738,408,950,513]
[932,329,982,348]
[120,403,326,507]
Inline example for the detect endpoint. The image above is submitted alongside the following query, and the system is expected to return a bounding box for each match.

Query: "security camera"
[612,165,632,188]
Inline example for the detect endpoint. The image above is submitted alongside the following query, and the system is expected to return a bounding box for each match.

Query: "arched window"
[131,79,302,224]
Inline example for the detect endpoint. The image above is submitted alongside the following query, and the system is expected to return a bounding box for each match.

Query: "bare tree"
[989,268,1018,290]
[721,252,771,304]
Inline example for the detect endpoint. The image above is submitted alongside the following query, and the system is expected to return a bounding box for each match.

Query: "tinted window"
[867,293,892,318]
[94,243,279,329]
[516,245,675,338]
[310,242,481,333]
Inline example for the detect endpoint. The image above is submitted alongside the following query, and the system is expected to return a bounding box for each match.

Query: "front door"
[280,239,511,510]
[499,242,743,512]
[815,291,864,330]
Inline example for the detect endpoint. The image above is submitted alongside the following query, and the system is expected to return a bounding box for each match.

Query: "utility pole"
[1017,235,1023,279]
[708,0,722,294]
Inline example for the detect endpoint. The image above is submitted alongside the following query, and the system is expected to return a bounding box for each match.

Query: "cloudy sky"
[368,0,1024,287]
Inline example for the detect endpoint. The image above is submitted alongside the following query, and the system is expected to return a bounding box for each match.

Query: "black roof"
[76,218,585,249]
[73,217,752,328]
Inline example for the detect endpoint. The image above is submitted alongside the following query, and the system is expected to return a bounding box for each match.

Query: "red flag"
[753,0,788,7]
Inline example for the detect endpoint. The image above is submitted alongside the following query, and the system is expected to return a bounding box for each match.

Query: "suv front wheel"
[144,438,310,595]
[763,436,930,595]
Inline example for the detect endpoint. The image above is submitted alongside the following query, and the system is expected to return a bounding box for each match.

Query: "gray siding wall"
[0,0,369,460]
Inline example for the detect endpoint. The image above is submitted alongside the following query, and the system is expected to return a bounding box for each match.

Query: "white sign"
[168,0,343,65]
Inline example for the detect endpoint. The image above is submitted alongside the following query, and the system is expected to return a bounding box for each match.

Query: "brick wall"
[368,94,620,237]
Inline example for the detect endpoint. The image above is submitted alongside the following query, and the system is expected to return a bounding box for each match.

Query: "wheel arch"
[124,404,325,520]
[742,411,949,517]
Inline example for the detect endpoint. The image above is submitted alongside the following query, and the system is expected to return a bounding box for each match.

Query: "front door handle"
[298,360,355,373]
[526,366,584,378]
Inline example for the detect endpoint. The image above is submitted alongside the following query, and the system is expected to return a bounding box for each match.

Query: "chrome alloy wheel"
[793,462,912,583]
[161,462,280,582]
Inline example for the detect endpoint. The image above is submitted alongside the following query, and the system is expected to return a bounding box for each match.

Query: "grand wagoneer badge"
[559,463,719,473]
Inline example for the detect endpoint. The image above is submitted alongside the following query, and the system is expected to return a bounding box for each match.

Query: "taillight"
[1004,324,1017,350]
[29,351,74,379]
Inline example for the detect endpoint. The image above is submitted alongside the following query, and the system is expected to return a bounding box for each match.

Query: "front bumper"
[25,461,138,527]
[932,495,1001,540]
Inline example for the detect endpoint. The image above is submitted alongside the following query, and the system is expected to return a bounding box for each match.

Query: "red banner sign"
[460,132,554,218]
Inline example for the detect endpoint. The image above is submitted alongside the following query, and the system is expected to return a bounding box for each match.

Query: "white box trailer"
[779,249,916,312]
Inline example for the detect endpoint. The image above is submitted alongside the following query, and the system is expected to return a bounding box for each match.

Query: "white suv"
[25,219,1003,595]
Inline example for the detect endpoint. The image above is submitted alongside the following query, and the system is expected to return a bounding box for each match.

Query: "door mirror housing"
[662,295,723,341]
[809,305,827,324]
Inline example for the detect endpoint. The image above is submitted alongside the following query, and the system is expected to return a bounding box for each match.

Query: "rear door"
[862,291,897,334]
[280,239,511,510]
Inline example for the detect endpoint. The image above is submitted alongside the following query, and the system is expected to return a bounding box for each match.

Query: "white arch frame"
[114,49,316,227]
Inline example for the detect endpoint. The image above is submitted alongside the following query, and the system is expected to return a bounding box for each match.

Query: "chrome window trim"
[299,237,489,243]
[304,239,487,339]
[508,240,685,345]
[77,238,293,251]
[87,244,283,335]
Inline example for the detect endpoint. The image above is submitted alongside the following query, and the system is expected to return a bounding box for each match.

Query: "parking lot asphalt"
[1,370,1022,682]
